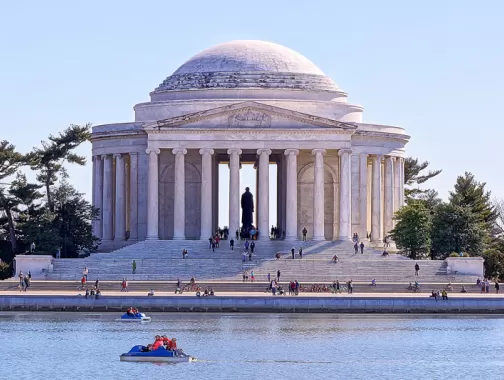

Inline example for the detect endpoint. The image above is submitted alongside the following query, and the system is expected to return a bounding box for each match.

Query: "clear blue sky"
[1,0,502,226]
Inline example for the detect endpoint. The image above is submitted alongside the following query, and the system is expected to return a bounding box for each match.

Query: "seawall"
[1,295,504,313]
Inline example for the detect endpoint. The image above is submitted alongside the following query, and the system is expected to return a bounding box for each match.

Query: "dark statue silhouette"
[241,187,254,229]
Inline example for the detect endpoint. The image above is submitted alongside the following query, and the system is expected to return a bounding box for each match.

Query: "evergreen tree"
[28,124,91,211]
[404,157,442,200]
[0,141,27,252]
[431,203,486,256]
[391,202,432,259]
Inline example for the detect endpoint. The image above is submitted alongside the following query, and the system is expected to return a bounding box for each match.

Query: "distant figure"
[241,187,254,229]
[360,242,364,254]
[299,247,303,259]
[230,239,235,250]
[132,260,137,274]
[291,247,295,259]
[302,227,307,241]
[414,263,420,276]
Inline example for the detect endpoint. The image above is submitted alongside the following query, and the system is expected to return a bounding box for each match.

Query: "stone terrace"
[46,240,477,283]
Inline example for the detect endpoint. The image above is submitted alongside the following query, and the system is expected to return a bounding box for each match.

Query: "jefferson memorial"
[91,40,409,249]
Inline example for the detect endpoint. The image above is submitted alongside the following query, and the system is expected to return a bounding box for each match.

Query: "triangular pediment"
[143,101,357,130]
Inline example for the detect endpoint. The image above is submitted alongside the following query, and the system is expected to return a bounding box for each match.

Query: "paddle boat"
[116,311,151,322]
[120,345,195,363]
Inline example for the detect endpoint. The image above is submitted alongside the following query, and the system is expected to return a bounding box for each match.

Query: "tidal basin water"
[2,313,504,380]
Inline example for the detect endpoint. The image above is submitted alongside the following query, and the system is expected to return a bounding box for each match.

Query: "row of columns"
[94,148,405,242]
[92,153,139,242]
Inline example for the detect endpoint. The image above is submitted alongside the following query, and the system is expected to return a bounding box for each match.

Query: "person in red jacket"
[162,335,171,347]
[168,338,177,351]
[152,335,163,350]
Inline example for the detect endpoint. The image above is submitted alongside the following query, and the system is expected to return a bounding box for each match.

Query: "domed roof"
[153,40,339,93]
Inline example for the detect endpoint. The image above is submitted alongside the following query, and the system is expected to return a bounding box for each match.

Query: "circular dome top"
[153,40,339,93]
[172,40,326,76]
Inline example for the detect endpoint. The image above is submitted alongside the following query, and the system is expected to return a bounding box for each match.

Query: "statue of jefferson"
[241,187,254,229]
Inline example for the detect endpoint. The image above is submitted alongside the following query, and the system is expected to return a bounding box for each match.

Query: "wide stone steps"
[43,239,477,283]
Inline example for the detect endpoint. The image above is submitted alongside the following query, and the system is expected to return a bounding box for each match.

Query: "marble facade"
[91,40,409,249]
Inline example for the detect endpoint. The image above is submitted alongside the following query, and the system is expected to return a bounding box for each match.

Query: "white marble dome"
[153,40,340,93]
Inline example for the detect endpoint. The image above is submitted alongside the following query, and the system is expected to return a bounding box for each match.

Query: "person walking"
[277,270,281,282]
[230,239,235,250]
[414,263,420,276]
[132,260,137,274]
[495,281,500,294]
[354,242,358,254]
[299,247,303,259]
[291,247,295,259]
[360,242,364,254]
[250,241,255,254]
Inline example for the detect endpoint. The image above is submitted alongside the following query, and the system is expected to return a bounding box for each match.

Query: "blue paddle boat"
[120,345,195,363]
[116,312,151,322]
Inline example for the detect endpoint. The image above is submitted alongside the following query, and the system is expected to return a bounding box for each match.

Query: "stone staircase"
[45,239,478,283]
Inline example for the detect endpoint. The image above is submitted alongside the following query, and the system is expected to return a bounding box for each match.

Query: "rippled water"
[2,313,504,380]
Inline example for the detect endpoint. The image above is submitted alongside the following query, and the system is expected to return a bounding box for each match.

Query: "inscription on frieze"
[228,108,272,128]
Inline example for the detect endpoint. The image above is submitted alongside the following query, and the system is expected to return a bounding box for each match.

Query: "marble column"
[312,149,326,241]
[359,154,368,239]
[129,153,138,241]
[351,154,360,235]
[93,156,103,239]
[371,155,383,242]
[399,157,405,207]
[257,149,271,240]
[284,149,299,240]
[384,156,395,236]
[199,148,214,240]
[114,154,126,241]
[172,148,187,240]
[101,155,113,241]
[338,149,352,240]
[228,148,242,238]
[146,148,160,240]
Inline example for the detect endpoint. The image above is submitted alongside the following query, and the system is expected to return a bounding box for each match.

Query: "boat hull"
[115,317,151,322]
[120,355,195,363]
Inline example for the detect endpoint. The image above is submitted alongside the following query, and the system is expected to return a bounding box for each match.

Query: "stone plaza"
[91,40,409,251]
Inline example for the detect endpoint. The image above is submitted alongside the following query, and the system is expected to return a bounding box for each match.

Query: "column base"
[338,237,352,241]
[371,239,383,244]
[312,236,326,241]
[172,236,186,240]
[146,236,159,241]
[285,235,298,241]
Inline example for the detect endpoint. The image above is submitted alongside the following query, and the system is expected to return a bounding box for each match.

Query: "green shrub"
[449,252,460,257]
[0,262,13,280]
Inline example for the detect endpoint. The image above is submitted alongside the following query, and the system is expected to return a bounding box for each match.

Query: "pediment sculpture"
[228,108,272,128]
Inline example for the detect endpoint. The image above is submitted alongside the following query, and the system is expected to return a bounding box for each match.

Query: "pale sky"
[1,0,502,227]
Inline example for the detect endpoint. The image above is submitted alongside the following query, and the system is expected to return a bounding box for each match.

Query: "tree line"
[392,158,503,279]
[0,124,96,277]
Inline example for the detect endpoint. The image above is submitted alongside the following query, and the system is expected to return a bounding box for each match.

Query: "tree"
[404,157,442,200]
[416,189,442,215]
[450,172,497,231]
[431,203,486,257]
[22,180,98,257]
[391,202,432,259]
[29,124,91,211]
[0,173,43,253]
[0,141,27,252]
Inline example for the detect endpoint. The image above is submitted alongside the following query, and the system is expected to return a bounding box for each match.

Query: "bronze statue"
[241,187,254,229]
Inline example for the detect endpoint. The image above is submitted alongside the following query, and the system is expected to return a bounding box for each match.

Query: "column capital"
[145,148,160,155]
[93,155,102,162]
[113,153,123,159]
[199,148,215,156]
[284,149,299,157]
[385,155,396,162]
[172,148,187,155]
[311,148,327,156]
[372,154,384,161]
[227,148,242,156]
[338,148,353,157]
[257,148,272,156]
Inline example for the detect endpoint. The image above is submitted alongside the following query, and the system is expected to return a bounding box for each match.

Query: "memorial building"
[90,40,409,250]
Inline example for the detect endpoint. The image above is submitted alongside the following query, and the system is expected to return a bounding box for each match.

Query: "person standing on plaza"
[291,247,295,259]
[302,227,307,241]
[299,247,303,259]
[83,267,88,280]
[354,242,359,254]
[414,263,420,276]
[267,273,271,282]
[18,271,24,291]
[230,238,235,250]
[132,260,137,274]
[250,241,255,254]
[360,242,364,254]
[277,269,281,282]
[495,281,500,294]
